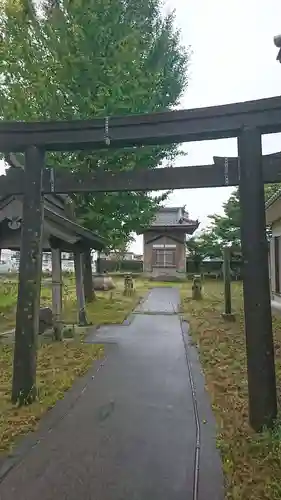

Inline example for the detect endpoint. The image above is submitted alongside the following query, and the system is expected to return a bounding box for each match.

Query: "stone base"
[221,312,236,322]
[149,275,186,282]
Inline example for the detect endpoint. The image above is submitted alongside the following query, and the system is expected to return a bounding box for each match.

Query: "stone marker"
[123,274,134,296]
[39,307,53,335]
[192,275,202,300]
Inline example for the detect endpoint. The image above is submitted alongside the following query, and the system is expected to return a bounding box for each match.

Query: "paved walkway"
[0,288,224,500]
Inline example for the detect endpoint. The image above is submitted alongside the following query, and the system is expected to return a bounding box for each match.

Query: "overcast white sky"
[1,0,281,254]
[131,0,281,253]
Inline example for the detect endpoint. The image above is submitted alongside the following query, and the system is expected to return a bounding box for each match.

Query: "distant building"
[100,251,137,261]
[142,206,199,279]
[133,254,143,261]
[266,190,281,313]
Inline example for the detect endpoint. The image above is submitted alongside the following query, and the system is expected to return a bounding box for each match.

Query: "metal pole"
[12,146,44,404]
[238,127,277,431]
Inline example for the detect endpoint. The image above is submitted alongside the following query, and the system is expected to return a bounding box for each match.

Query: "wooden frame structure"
[1,95,281,430]
[1,152,281,196]
[0,155,105,338]
[0,193,104,334]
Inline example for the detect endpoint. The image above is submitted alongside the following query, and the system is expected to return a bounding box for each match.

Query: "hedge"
[97,259,143,273]
[97,258,242,276]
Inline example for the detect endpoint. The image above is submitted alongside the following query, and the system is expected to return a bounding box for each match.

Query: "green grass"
[181,281,281,500]
[0,275,184,333]
[62,276,151,326]
[0,342,103,454]
[0,275,153,333]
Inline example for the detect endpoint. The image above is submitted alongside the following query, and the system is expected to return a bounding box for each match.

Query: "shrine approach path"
[0,287,223,500]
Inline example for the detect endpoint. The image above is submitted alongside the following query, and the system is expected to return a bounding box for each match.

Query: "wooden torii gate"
[1,95,281,431]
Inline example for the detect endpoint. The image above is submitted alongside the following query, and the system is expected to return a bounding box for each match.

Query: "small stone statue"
[123,274,134,296]
[192,275,202,300]
[38,307,53,334]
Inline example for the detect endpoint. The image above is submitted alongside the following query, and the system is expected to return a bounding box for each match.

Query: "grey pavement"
[134,287,179,314]
[0,287,224,500]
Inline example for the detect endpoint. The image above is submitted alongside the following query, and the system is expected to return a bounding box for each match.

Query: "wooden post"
[52,247,63,340]
[74,249,88,325]
[222,246,235,321]
[83,249,95,302]
[238,127,277,431]
[12,146,44,405]
[96,251,101,274]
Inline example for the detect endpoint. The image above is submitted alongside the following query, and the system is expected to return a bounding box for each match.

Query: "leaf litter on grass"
[0,277,154,454]
[181,280,281,500]
[0,342,104,454]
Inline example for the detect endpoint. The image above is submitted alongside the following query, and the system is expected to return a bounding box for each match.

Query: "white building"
[266,190,281,313]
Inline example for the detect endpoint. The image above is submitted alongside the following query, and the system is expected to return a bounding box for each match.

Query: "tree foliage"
[187,182,281,264]
[264,183,281,203]
[0,0,190,247]
[186,232,222,270]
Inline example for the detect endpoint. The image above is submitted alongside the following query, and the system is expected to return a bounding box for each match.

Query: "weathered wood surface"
[0,95,281,152]
[52,247,63,340]
[83,249,95,303]
[12,146,44,404]
[221,246,235,322]
[1,153,281,198]
[74,250,87,326]
[239,127,277,431]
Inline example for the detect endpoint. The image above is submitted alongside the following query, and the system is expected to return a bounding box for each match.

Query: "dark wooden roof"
[144,206,199,233]
[0,154,106,251]
[5,153,75,218]
[265,189,281,209]
[0,194,105,251]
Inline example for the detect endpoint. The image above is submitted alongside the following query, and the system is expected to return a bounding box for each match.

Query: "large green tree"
[0,0,190,247]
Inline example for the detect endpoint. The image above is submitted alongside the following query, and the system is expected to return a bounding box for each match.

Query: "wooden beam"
[46,164,235,192]
[1,96,281,152]
[51,247,63,341]
[83,249,95,303]
[221,246,235,321]
[74,250,88,326]
[12,146,44,405]
[214,152,281,184]
[1,152,281,199]
[238,127,277,431]
[41,153,281,194]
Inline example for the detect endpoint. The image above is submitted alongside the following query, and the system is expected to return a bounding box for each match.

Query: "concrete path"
[0,288,224,500]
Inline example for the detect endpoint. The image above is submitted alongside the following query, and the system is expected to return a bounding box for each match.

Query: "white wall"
[270,219,281,305]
